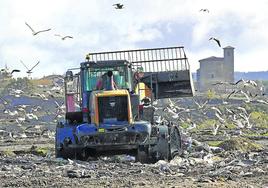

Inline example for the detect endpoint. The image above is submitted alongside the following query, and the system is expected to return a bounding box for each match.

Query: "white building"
[197,46,234,91]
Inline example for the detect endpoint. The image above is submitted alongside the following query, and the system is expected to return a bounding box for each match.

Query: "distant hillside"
[234,71,268,81]
[192,71,268,81]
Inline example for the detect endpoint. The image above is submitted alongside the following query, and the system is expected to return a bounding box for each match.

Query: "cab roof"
[80,60,131,69]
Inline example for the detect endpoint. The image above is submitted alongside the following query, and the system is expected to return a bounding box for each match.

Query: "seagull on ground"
[236,106,248,115]
[225,107,235,115]
[215,112,225,124]
[186,121,197,131]
[25,113,38,120]
[212,123,220,136]
[210,106,222,115]
[255,99,268,105]
[163,106,179,119]
[233,119,245,129]
[212,81,230,86]
[12,89,24,95]
[31,92,48,100]
[0,96,9,105]
[4,109,19,116]
[239,113,252,129]
[31,105,42,112]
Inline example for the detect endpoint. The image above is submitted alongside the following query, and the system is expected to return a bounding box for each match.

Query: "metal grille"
[98,96,128,123]
[88,46,189,72]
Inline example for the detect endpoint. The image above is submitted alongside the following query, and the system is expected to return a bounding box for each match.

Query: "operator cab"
[64,60,137,124]
[81,60,133,92]
[79,60,137,123]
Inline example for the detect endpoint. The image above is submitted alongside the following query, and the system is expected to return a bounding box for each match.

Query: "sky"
[1,0,268,78]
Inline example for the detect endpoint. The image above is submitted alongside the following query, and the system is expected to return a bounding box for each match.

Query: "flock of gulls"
[23,4,219,47]
[23,3,124,37]
[0,3,126,78]
[1,3,221,78]
[1,74,266,141]
[151,78,267,137]
[198,8,222,48]
[0,78,64,139]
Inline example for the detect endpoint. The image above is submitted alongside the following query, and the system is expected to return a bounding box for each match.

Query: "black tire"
[55,129,62,158]
[55,148,61,158]
[156,137,170,160]
[169,126,182,159]
[136,147,149,163]
[55,141,75,159]
[55,127,76,159]
[55,144,65,158]
[56,147,76,159]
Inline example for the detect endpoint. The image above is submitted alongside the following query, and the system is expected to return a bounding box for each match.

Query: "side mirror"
[65,71,73,81]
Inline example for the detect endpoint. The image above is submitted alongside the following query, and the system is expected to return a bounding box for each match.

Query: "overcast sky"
[1,0,268,78]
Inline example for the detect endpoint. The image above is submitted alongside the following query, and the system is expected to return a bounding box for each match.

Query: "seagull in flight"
[55,34,73,40]
[209,37,221,47]
[212,81,231,86]
[256,99,268,105]
[193,98,209,109]
[234,79,258,87]
[226,90,239,99]
[0,68,20,76]
[113,3,124,9]
[11,69,20,74]
[20,60,40,74]
[200,9,209,13]
[25,22,51,36]
[240,90,252,103]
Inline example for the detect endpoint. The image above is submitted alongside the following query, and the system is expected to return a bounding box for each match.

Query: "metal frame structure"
[87,46,190,72]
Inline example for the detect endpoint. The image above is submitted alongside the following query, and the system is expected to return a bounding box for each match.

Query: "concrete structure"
[197,46,234,91]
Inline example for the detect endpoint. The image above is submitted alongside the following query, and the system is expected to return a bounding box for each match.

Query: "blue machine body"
[56,120,151,151]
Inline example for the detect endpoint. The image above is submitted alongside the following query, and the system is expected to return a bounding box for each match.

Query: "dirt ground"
[0,135,267,188]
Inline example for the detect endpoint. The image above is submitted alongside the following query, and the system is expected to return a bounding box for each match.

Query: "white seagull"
[25,22,51,36]
[54,34,73,40]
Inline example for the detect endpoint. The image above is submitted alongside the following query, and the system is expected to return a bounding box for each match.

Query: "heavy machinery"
[55,46,194,162]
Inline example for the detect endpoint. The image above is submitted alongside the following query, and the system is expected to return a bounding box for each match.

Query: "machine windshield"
[84,66,129,91]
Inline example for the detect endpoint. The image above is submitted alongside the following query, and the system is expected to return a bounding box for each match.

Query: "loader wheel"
[55,144,75,159]
[55,148,61,158]
[156,136,170,160]
[55,143,65,158]
[136,147,149,163]
[169,126,182,159]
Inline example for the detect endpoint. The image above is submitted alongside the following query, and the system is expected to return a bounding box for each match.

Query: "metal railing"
[88,46,190,72]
